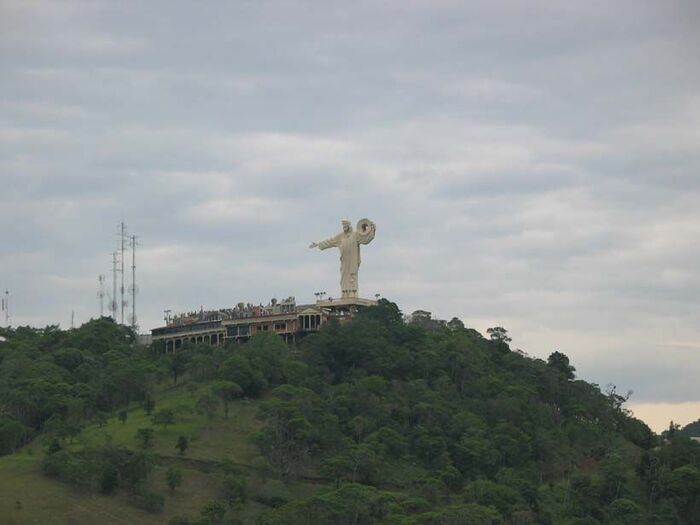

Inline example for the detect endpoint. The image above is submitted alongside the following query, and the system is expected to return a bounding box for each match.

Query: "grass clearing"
[0,381,335,524]
[74,382,263,464]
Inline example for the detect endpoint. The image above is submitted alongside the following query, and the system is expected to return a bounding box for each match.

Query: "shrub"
[152,408,175,429]
[200,500,226,523]
[100,463,119,494]
[222,473,247,506]
[176,435,189,455]
[98,446,153,488]
[136,427,155,449]
[42,450,96,489]
[166,466,183,493]
[47,438,62,455]
[128,483,165,513]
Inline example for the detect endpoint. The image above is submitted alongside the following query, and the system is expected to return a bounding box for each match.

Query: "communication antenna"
[118,221,128,325]
[71,310,75,329]
[2,289,9,327]
[111,251,118,320]
[164,309,172,325]
[129,234,139,331]
[98,275,106,316]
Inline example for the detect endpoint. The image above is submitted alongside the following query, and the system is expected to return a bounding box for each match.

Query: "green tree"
[608,498,644,524]
[100,463,119,494]
[200,500,226,524]
[0,417,30,454]
[547,351,576,380]
[321,455,353,488]
[143,396,155,415]
[251,385,330,480]
[242,332,289,385]
[662,464,700,519]
[219,355,266,397]
[176,435,188,455]
[52,347,83,371]
[164,352,190,385]
[406,503,502,525]
[464,479,524,516]
[487,326,511,344]
[94,411,108,428]
[135,427,154,449]
[257,483,399,525]
[190,353,217,381]
[211,381,243,418]
[152,408,175,429]
[599,453,629,503]
[196,392,219,425]
[447,317,465,331]
[128,482,164,513]
[409,309,441,330]
[348,443,379,483]
[47,438,61,455]
[166,466,183,493]
[223,472,247,507]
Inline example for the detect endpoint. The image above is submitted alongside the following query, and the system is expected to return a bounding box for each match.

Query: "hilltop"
[680,420,700,438]
[0,300,698,524]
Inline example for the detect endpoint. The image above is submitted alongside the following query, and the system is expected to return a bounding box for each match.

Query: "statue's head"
[342,220,352,233]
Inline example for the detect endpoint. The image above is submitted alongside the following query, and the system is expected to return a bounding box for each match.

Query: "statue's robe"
[318,228,375,298]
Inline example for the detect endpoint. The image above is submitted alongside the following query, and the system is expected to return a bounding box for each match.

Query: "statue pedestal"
[317,297,377,308]
[316,297,377,320]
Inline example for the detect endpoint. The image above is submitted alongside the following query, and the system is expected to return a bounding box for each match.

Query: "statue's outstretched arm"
[312,234,341,250]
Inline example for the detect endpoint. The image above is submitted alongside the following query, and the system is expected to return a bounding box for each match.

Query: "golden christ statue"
[309,219,376,299]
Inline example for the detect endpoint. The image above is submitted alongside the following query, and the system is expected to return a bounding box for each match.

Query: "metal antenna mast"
[2,289,8,327]
[119,221,128,325]
[111,251,118,320]
[129,234,138,331]
[98,275,106,317]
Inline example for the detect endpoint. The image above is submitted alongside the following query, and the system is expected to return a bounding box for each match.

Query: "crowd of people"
[167,297,297,327]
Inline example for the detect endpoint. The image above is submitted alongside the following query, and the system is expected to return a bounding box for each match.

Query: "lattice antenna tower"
[111,251,118,320]
[118,221,129,325]
[2,289,9,327]
[128,234,139,331]
[98,275,106,317]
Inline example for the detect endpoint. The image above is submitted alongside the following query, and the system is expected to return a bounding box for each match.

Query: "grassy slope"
[0,382,327,525]
[76,382,261,462]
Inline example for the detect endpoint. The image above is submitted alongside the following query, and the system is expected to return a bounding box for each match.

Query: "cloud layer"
[1,1,699,421]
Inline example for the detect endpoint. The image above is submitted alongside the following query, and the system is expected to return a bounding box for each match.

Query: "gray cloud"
[1,0,699,407]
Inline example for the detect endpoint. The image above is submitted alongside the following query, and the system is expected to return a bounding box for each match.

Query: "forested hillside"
[0,300,698,524]
[680,420,700,438]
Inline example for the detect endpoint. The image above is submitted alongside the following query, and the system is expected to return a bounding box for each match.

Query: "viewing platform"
[151,295,376,352]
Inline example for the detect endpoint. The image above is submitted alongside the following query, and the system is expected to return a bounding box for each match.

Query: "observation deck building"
[151,296,375,352]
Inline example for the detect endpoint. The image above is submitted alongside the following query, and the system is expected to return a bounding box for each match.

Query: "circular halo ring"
[356,218,374,236]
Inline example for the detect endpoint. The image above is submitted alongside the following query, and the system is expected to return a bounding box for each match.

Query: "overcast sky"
[1,0,699,431]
